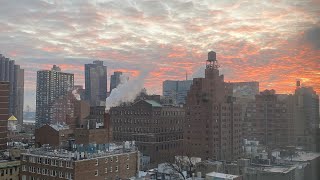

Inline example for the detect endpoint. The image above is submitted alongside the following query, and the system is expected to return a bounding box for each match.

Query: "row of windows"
[94,164,130,177]
[95,154,130,165]
[112,118,183,124]
[113,126,183,133]
[22,156,72,168]
[111,110,185,116]
[0,167,18,176]
[22,166,73,179]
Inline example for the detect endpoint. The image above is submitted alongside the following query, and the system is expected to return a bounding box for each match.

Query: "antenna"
[186,71,188,80]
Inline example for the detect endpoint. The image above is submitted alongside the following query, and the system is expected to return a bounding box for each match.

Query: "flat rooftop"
[206,172,239,179]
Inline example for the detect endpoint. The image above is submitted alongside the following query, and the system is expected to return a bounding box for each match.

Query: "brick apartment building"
[184,51,242,161]
[74,128,110,145]
[20,144,139,180]
[243,90,294,147]
[35,109,112,148]
[110,99,184,167]
[0,81,9,150]
[35,124,74,148]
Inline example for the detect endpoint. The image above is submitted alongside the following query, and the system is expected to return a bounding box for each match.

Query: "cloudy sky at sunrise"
[0,0,319,109]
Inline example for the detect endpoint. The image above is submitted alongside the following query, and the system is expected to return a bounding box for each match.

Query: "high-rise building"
[110,99,185,168]
[0,82,9,150]
[85,61,107,106]
[110,71,122,93]
[163,80,193,105]
[184,51,242,161]
[292,86,320,151]
[50,91,77,125]
[36,65,74,128]
[0,54,24,126]
[243,90,294,147]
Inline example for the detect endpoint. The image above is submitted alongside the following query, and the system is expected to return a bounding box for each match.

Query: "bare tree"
[163,155,201,179]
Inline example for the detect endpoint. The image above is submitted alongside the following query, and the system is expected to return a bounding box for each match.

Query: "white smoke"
[106,70,148,110]
[72,89,81,101]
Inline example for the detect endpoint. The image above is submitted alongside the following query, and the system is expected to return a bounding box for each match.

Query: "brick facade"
[184,51,242,161]
[110,100,184,167]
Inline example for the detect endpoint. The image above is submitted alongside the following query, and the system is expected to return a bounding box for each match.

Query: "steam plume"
[72,89,81,101]
[106,70,148,110]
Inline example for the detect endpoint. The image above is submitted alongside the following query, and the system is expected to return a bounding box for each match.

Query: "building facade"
[51,91,77,125]
[0,160,20,180]
[85,61,107,106]
[184,51,242,161]
[35,65,74,128]
[20,144,139,180]
[35,124,73,148]
[292,86,320,151]
[0,55,24,126]
[0,82,9,150]
[163,80,193,105]
[110,100,185,167]
[110,71,122,93]
[243,90,294,147]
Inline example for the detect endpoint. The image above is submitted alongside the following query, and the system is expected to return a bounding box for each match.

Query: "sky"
[0,0,319,110]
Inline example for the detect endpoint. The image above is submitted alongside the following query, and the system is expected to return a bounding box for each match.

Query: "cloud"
[0,0,319,109]
[303,24,320,50]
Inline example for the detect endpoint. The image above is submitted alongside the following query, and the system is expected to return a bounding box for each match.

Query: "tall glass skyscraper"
[85,61,107,106]
[110,71,122,93]
[163,80,193,105]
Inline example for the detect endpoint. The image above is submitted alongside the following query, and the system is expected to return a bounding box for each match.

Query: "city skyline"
[0,0,319,109]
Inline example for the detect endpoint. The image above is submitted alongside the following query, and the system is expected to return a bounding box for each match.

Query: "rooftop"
[49,123,70,131]
[262,166,296,173]
[22,142,137,161]
[206,172,239,179]
[144,100,162,107]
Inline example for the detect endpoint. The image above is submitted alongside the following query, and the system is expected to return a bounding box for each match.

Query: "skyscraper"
[0,82,9,150]
[0,54,24,126]
[85,61,107,106]
[163,80,193,105]
[184,51,242,161]
[293,86,320,151]
[36,65,74,128]
[110,71,122,92]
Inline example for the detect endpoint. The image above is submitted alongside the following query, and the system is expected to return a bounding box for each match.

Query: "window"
[115,166,118,172]
[115,156,118,162]
[66,161,72,168]
[105,168,108,173]
[65,172,69,179]
[95,170,98,176]
[105,158,108,163]
[59,171,64,178]
[22,165,26,172]
[37,157,42,164]
[126,154,130,160]
[95,159,99,166]
[59,161,63,167]
[110,167,112,172]
[110,157,113,162]
[37,168,41,174]
[126,164,129,169]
